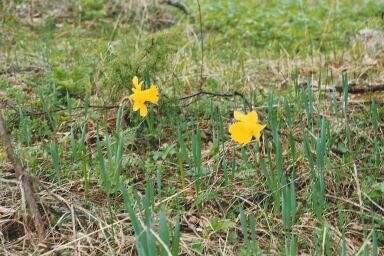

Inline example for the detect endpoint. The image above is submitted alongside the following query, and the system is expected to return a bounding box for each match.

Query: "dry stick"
[0,112,45,240]
[1,90,253,117]
[0,103,119,117]
[311,82,384,94]
[180,90,253,111]
[361,191,384,213]
[334,83,384,94]
[3,91,252,117]
[70,203,79,256]
[0,66,41,76]
[196,0,204,90]
[29,0,33,25]
[352,163,363,209]
[164,0,192,15]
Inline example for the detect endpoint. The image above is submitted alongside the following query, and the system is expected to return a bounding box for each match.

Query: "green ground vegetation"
[0,0,383,255]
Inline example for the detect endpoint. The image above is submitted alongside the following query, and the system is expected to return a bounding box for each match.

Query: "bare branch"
[0,111,46,241]
[180,90,253,111]
[163,0,192,16]
[335,83,384,94]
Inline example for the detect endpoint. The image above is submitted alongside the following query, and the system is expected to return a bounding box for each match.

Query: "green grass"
[0,0,383,255]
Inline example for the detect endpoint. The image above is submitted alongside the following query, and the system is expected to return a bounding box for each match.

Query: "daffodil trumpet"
[229,110,266,145]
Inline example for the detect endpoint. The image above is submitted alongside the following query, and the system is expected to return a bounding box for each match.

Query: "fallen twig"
[0,66,42,76]
[163,0,193,15]
[308,82,384,94]
[0,111,46,241]
[0,102,119,116]
[2,90,253,117]
[335,83,384,94]
[196,0,204,90]
[180,90,253,111]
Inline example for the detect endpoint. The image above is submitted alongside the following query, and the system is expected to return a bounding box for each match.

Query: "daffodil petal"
[133,101,143,111]
[139,104,148,117]
[234,111,247,121]
[247,111,259,124]
[252,124,266,142]
[144,85,159,104]
[132,76,139,88]
[138,80,144,89]
[132,76,143,90]
[229,122,253,144]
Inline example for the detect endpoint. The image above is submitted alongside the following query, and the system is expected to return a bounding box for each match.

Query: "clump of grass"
[121,178,181,256]
[239,208,261,254]
[1,0,383,255]
[96,107,126,194]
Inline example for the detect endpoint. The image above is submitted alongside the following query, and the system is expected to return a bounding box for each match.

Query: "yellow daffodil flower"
[229,110,266,145]
[129,76,159,117]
